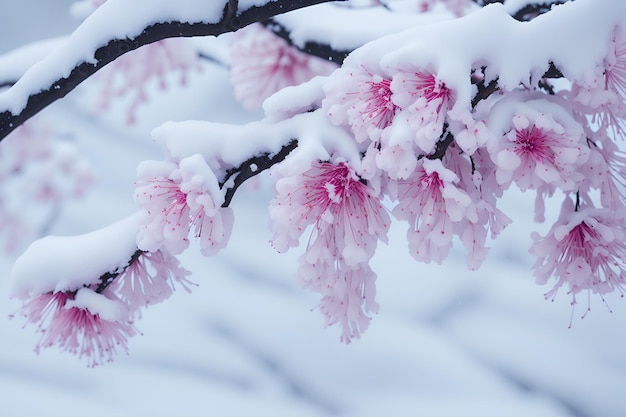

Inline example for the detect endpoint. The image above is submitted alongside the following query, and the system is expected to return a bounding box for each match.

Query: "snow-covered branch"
[0,0,343,141]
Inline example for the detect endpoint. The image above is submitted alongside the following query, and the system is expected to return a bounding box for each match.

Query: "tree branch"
[263,19,351,64]
[472,77,500,108]
[220,139,299,207]
[511,1,568,21]
[0,0,343,142]
[94,138,299,292]
[95,249,145,294]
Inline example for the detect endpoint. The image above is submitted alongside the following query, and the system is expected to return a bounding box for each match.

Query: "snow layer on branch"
[336,0,626,120]
[273,3,452,51]
[0,0,230,114]
[10,212,143,298]
[0,37,66,84]
[151,109,363,176]
[263,75,328,121]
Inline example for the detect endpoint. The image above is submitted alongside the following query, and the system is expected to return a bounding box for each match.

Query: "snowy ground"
[1,3,625,417]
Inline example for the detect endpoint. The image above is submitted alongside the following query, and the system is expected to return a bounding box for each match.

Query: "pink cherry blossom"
[391,70,452,112]
[109,250,194,313]
[390,158,471,264]
[386,70,453,154]
[230,24,337,111]
[13,290,137,367]
[490,109,588,192]
[135,157,233,256]
[531,202,626,321]
[11,290,71,330]
[270,161,390,342]
[270,161,390,260]
[135,175,192,254]
[324,65,398,143]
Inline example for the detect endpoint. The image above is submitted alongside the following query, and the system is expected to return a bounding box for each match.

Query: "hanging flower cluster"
[531,202,626,320]
[134,155,234,256]
[270,161,390,342]
[317,21,626,322]
[11,246,192,367]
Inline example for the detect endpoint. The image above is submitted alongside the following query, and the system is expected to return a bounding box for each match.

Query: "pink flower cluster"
[230,24,338,111]
[531,204,626,320]
[12,250,191,367]
[13,149,236,366]
[135,156,234,256]
[325,64,512,271]
[318,25,626,323]
[325,66,454,181]
[270,161,390,342]
[523,27,626,316]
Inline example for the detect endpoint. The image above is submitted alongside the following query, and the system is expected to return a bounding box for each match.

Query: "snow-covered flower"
[391,70,452,114]
[230,24,337,111]
[108,250,194,313]
[270,161,390,342]
[270,161,389,260]
[324,65,398,143]
[12,289,137,367]
[487,97,588,192]
[531,202,626,318]
[391,158,471,264]
[386,69,453,154]
[135,156,233,256]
